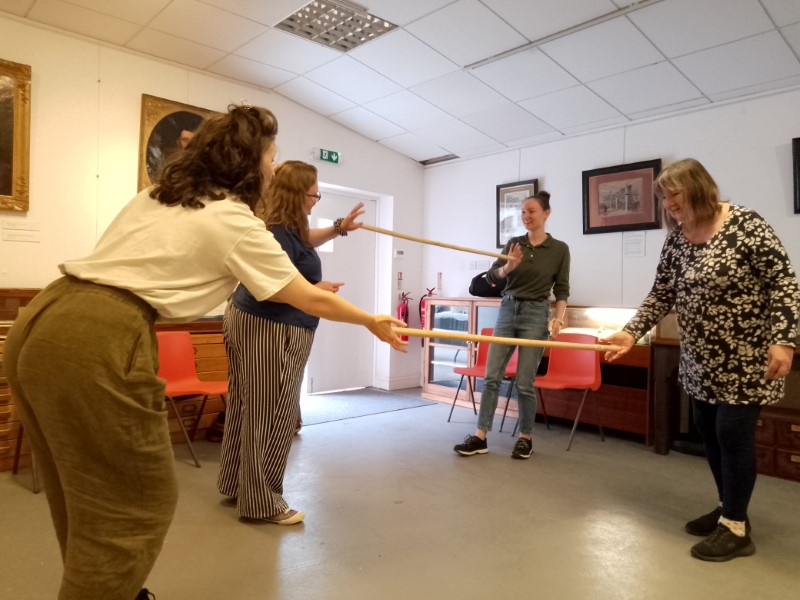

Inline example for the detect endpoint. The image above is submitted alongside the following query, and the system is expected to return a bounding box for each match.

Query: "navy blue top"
[232,225,322,330]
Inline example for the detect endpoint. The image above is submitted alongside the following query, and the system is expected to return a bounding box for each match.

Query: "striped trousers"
[218,304,314,518]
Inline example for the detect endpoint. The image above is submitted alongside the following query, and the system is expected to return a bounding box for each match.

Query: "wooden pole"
[360,224,510,261]
[393,327,623,353]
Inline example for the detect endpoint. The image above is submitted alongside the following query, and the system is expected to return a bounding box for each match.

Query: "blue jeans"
[477,296,550,436]
[691,399,762,522]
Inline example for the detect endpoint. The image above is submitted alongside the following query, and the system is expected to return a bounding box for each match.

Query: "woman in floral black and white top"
[606,158,799,563]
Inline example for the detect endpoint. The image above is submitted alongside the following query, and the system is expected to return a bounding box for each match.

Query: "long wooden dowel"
[394,327,623,353]
[361,224,510,261]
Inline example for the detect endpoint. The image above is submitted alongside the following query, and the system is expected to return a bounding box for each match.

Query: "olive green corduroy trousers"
[3,276,179,600]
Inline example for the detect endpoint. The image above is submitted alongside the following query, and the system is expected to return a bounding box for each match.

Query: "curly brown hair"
[150,104,278,211]
[259,160,318,247]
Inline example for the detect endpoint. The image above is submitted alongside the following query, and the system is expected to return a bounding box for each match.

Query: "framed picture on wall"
[138,94,218,191]
[582,159,662,234]
[0,57,31,212]
[496,178,538,248]
[793,137,800,214]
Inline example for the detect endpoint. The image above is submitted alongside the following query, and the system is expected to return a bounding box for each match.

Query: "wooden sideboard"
[652,337,800,483]
[0,288,227,473]
[422,298,655,443]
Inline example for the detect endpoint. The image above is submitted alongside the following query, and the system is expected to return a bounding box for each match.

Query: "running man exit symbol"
[318,148,340,164]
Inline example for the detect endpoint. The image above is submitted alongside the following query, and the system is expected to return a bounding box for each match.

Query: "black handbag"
[469,270,505,297]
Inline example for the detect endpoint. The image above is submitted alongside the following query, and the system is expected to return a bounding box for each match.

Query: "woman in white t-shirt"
[2,105,407,600]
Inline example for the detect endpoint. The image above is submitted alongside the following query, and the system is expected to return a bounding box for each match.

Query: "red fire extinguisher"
[397,292,412,341]
[418,287,436,346]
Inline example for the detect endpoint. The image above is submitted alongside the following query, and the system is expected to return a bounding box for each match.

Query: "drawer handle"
[792,455,800,464]
[756,419,763,427]
[792,425,800,433]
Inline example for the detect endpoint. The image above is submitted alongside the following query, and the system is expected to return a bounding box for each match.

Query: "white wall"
[0,15,425,389]
[424,89,800,309]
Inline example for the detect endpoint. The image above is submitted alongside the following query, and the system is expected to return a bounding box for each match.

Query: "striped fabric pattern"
[217,304,314,519]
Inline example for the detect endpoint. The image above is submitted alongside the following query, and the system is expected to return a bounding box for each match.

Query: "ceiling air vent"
[275,0,397,52]
[420,154,460,166]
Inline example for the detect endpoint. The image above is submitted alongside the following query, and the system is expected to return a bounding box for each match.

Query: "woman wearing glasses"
[218,160,363,525]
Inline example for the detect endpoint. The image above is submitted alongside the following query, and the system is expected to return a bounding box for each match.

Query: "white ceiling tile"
[275,77,356,116]
[207,55,296,88]
[304,56,401,104]
[456,142,509,158]
[627,97,710,121]
[330,107,405,141]
[482,0,619,41]
[411,71,508,118]
[349,30,458,88]
[148,0,267,52]
[629,0,773,58]
[127,29,225,69]
[414,119,497,154]
[53,0,170,25]
[200,0,308,25]
[782,21,800,56]
[235,28,339,74]
[28,0,140,45]
[560,114,628,135]
[379,132,448,162]
[363,91,452,130]
[674,31,800,95]
[761,0,800,26]
[504,130,564,148]
[462,103,555,143]
[405,0,528,67]
[588,61,703,115]
[707,74,800,102]
[470,47,579,101]
[519,85,622,130]
[360,0,453,26]
[540,16,664,82]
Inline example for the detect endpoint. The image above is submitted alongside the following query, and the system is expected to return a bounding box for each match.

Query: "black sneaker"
[511,437,533,459]
[136,589,156,600]
[454,434,488,456]
[685,507,751,537]
[690,523,755,562]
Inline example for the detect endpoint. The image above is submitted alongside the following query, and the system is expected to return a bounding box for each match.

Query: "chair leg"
[499,379,515,433]
[447,375,465,422]
[536,388,551,430]
[189,395,209,441]
[168,396,201,468]
[566,390,591,451]
[467,377,477,415]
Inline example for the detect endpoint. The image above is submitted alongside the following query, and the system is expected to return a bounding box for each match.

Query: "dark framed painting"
[582,159,662,234]
[138,94,218,190]
[496,178,538,248]
[793,137,800,214]
[0,58,31,212]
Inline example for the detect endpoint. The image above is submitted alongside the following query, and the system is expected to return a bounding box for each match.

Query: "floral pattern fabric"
[624,204,799,406]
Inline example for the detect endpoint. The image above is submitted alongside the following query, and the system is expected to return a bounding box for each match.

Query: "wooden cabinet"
[0,310,227,473]
[421,298,655,443]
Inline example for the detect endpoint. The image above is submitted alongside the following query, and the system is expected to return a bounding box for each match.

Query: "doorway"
[304,190,378,394]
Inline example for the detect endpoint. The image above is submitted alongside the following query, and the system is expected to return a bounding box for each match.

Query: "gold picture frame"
[0,58,32,212]
[137,94,217,191]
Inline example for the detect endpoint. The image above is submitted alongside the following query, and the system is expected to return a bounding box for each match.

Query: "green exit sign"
[317,148,341,165]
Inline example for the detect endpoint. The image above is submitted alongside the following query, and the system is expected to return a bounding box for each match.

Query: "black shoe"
[690,523,755,562]
[136,589,156,600]
[685,507,751,537]
[454,434,488,456]
[511,437,533,459]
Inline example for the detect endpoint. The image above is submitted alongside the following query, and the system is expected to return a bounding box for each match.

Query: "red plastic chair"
[532,332,602,450]
[447,328,516,423]
[156,331,228,467]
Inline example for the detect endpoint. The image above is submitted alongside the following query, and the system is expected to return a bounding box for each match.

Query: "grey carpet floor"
[300,387,436,425]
